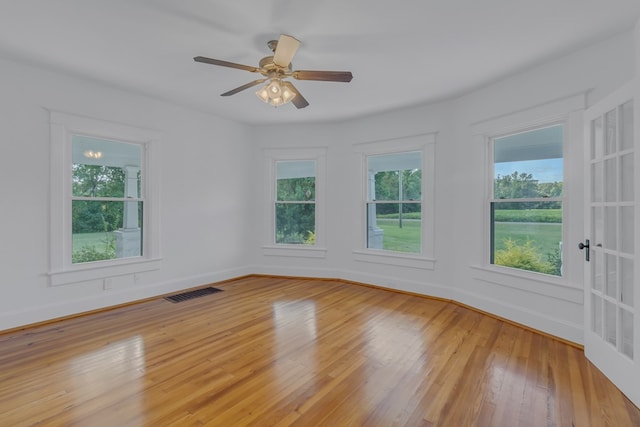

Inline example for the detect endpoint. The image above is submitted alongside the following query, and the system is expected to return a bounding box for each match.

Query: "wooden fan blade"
[221,79,267,96]
[194,56,260,73]
[272,34,300,68]
[283,81,309,109]
[292,70,353,82]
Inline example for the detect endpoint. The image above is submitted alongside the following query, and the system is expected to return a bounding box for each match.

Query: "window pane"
[620,100,634,151]
[592,161,603,203]
[368,152,422,201]
[367,203,421,253]
[621,153,634,202]
[592,116,603,161]
[276,161,315,201]
[494,125,563,199]
[275,203,315,244]
[593,206,603,248]
[72,200,143,263]
[621,308,633,359]
[72,165,126,197]
[620,206,634,254]
[605,300,617,346]
[593,250,603,292]
[605,253,618,299]
[604,158,617,202]
[621,257,634,307]
[491,201,562,276]
[604,206,617,250]
[592,294,603,336]
[605,108,617,155]
[72,136,142,198]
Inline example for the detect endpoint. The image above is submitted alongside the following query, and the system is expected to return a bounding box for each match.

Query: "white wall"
[250,30,637,344]
[0,57,253,330]
[1,28,636,344]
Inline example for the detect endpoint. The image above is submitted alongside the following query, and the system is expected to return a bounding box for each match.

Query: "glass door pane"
[605,108,617,155]
[621,100,634,151]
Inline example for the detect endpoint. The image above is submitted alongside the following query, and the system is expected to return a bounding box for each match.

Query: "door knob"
[578,239,590,261]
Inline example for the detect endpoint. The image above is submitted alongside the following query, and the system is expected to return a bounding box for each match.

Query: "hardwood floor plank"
[0,277,638,426]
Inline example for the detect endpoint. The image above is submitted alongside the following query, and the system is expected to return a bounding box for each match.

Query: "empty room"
[1,1,640,425]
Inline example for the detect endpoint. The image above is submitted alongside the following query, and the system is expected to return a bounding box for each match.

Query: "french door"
[583,80,639,408]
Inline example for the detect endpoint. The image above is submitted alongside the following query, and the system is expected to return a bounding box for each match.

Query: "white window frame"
[352,133,436,270]
[262,147,327,258]
[49,111,161,286]
[470,92,586,290]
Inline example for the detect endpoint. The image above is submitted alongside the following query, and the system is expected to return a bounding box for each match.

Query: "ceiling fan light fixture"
[267,80,282,98]
[281,83,296,103]
[256,86,270,103]
[255,79,296,107]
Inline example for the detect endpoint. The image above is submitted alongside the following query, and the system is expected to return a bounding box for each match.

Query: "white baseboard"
[0,266,252,332]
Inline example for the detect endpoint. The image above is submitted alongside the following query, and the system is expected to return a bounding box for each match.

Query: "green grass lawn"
[376,219,421,253]
[493,208,561,223]
[73,231,113,250]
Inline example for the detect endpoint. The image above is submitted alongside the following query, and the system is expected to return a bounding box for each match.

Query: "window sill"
[262,245,327,259]
[352,250,436,270]
[48,257,162,286]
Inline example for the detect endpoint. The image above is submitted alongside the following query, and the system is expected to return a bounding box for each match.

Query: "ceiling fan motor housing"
[259,56,292,74]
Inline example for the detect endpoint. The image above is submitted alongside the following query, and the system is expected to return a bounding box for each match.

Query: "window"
[49,111,160,286]
[490,124,564,276]
[72,136,144,264]
[353,133,435,269]
[262,147,326,258]
[366,151,422,253]
[275,160,316,244]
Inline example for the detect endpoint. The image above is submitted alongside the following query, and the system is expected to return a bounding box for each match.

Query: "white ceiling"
[1,1,639,125]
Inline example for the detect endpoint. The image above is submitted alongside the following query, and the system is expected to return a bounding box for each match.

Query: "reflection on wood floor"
[1,276,638,426]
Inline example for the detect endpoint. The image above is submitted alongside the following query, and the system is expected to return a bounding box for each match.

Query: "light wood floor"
[1,277,639,426]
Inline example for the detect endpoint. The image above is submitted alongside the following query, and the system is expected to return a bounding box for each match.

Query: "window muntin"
[490,124,564,276]
[72,136,144,264]
[366,151,422,254]
[275,160,316,245]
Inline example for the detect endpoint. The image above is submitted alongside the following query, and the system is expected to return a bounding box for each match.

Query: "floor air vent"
[164,287,223,303]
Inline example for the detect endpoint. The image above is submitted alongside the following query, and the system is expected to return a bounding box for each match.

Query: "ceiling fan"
[194,34,353,109]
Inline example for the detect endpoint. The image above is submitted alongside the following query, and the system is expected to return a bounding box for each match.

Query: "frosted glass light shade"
[255,79,296,107]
